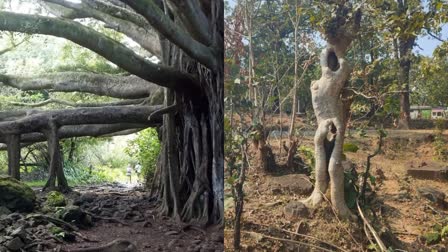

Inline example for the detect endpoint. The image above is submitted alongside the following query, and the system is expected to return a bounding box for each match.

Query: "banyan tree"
[0,0,223,225]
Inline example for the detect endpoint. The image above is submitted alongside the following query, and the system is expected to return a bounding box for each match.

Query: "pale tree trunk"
[287,1,300,168]
[244,0,256,106]
[7,134,21,180]
[302,6,361,219]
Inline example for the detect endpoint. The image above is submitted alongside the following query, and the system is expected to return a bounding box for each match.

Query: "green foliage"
[433,119,447,161]
[423,232,441,245]
[344,169,359,209]
[0,152,7,175]
[441,225,448,238]
[125,128,161,180]
[49,226,65,239]
[64,161,122,185]
[343,142,359,153]
[298,145,315,178]
[357,128,367,138]
[45,191,66,207]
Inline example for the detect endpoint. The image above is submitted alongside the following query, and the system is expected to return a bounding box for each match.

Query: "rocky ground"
[0,181,223,251]
[224,129,448,251]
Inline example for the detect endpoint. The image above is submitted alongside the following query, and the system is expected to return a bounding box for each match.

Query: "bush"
[64,161,121,185]
[433,119,448,161]
[343,142,359,153]
[125,128,161,181]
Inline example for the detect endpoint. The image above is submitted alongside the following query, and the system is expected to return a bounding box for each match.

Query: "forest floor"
[0,184,223,252]
[60,185,224,252]
[224,125,448,251]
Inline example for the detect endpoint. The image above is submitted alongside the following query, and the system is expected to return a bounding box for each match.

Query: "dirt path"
[58,185,223,252]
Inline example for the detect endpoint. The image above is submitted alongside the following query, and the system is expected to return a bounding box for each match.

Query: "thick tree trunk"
[7,134,21,180]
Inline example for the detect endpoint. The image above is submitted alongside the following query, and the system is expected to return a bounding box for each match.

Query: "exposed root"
[69,239,137,252]
[82,210,129,226]
[26,214,79,231]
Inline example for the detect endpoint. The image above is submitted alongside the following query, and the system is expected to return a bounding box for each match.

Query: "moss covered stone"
[0,176,36,212]
[45,191,66,207]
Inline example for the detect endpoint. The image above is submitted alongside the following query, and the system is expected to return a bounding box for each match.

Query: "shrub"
[125,128,161,181]
[343,142,359,153]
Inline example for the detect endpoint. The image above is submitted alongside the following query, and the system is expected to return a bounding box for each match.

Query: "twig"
[302,177,361,248]
[73,231,99,242]
[226,229,337,252]
[255,222,348,252]
[393,231,419,236]
[245,230,337,252]
[356,200,387,251]
[361,131,384,202]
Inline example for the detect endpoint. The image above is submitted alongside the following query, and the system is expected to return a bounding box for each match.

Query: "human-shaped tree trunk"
[302,4,361,219]
[302,47,351,217]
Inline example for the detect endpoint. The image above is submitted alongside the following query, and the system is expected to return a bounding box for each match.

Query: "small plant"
[357,128,367,138]
[298,145,315,176]
[344,168,359,209]
[433,119,447,161]
[343,142,359,153]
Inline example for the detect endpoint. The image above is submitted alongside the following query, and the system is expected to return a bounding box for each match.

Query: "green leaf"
[440,225,448,237]
[369,175,376,186]
[343,142,359,153]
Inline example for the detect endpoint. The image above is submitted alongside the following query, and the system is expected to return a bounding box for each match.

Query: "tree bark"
[302,47,352,218]
[43,121,69,192]
[0,105,163,135]
[42,0,162,58]
[0,11,200,94]
[0,72,162,99]
[397,43,414,129]
[7,134,21,180]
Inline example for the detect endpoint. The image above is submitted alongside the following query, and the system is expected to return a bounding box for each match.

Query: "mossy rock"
[0,176,36,212]
[343,142,359,153]
[45,191,66,207]
[423,232,441,245]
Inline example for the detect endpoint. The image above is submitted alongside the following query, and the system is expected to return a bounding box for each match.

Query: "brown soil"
[224,128,448,251]
[60,186,224,252]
